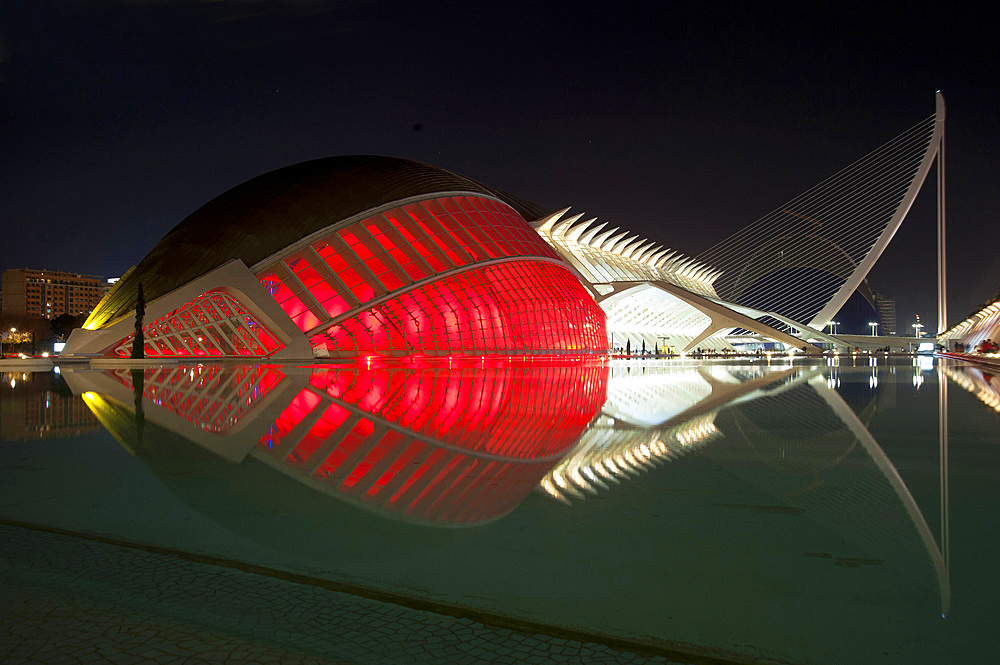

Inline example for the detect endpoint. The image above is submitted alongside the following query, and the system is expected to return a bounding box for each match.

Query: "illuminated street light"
[869,321,879,336]
[913,322,924,338]
[827,321,839,335]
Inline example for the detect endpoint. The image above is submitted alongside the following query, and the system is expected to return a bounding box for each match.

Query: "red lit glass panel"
[386,215,450,273]
[310,259,606,357]
[259,272,321,332]
[419,199,492,262]
[111,291,285,358]
[314,242,377,304]
[338,230,372,259]
[285,257,352,319]
[366,220,430,281]
[402,205,474,268]
[338,226,411,292]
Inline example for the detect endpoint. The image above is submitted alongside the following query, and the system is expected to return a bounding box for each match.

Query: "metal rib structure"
[533,211,816,353]
[697,95,944,330]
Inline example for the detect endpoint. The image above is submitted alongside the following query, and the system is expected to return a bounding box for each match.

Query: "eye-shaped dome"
[77,155,607,360]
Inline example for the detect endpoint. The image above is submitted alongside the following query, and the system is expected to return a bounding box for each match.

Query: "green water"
[1,356,997,664]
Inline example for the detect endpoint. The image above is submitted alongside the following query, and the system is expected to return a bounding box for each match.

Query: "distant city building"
[875,293,897,335]
[1,268,104,319]
[101,277,120,299]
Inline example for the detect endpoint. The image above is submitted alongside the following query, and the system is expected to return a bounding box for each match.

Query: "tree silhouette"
[130,282,145,359]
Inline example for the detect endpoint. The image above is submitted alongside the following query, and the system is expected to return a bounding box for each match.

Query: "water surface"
[1,355,997,664]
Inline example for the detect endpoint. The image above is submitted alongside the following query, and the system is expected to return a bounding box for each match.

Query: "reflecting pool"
[1,356,998,664]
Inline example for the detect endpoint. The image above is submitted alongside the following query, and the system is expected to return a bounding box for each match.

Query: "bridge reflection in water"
[55,356,970,663]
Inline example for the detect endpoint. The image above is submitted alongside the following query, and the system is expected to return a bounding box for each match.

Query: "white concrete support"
[61,259,315,359]
[596,280,821,353]
[937,93,948,335]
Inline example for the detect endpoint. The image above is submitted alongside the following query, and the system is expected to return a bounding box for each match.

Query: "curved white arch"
[809,93,946,328]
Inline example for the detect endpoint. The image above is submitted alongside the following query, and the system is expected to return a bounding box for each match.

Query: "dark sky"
[1,1,997,330]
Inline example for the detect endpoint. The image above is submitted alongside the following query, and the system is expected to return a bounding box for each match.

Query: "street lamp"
[827,321,839,335]
[869,321,879,336]
[912,322,924,338]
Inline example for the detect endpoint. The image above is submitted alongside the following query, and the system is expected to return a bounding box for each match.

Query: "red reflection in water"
[110,365,286,433]
[258,359,608,524]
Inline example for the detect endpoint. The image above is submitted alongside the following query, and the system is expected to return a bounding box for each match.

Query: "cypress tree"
[130,282,145,359]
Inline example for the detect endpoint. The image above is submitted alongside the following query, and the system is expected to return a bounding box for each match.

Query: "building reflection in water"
[69,359,608,526]
[942,362,1000,412]
[539,361,800,502]
[0,370,100,440]
[64,356,951,617]
[721,368,948,614]
[535,357,950,616]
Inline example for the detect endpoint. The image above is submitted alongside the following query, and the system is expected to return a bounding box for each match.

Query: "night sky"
[2,1,997,331]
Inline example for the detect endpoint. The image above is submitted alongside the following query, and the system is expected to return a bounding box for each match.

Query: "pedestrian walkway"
[0,523,704,665]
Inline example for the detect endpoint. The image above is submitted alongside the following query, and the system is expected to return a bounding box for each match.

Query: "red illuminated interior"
[255,195,608,356]
[111,290,284,358]
[311,260,606,357]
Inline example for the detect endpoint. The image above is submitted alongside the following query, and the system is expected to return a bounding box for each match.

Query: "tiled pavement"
[0,523,700,665]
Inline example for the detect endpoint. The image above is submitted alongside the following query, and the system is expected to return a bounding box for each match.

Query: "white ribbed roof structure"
[938,294,1000,351]
[533,211,819,353]
[534,94,945,351]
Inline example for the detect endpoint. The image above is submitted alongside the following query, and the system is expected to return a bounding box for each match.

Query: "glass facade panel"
[314,240,377,304]
[338,226,409,292]
[284,256,352,319]
[254,194,608,357]
[419,199,492,261]
[401,204,472,267]
[311,259,605,357]
[260,272,322,332]
[367,218,432,281]
[111,291,284,358]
